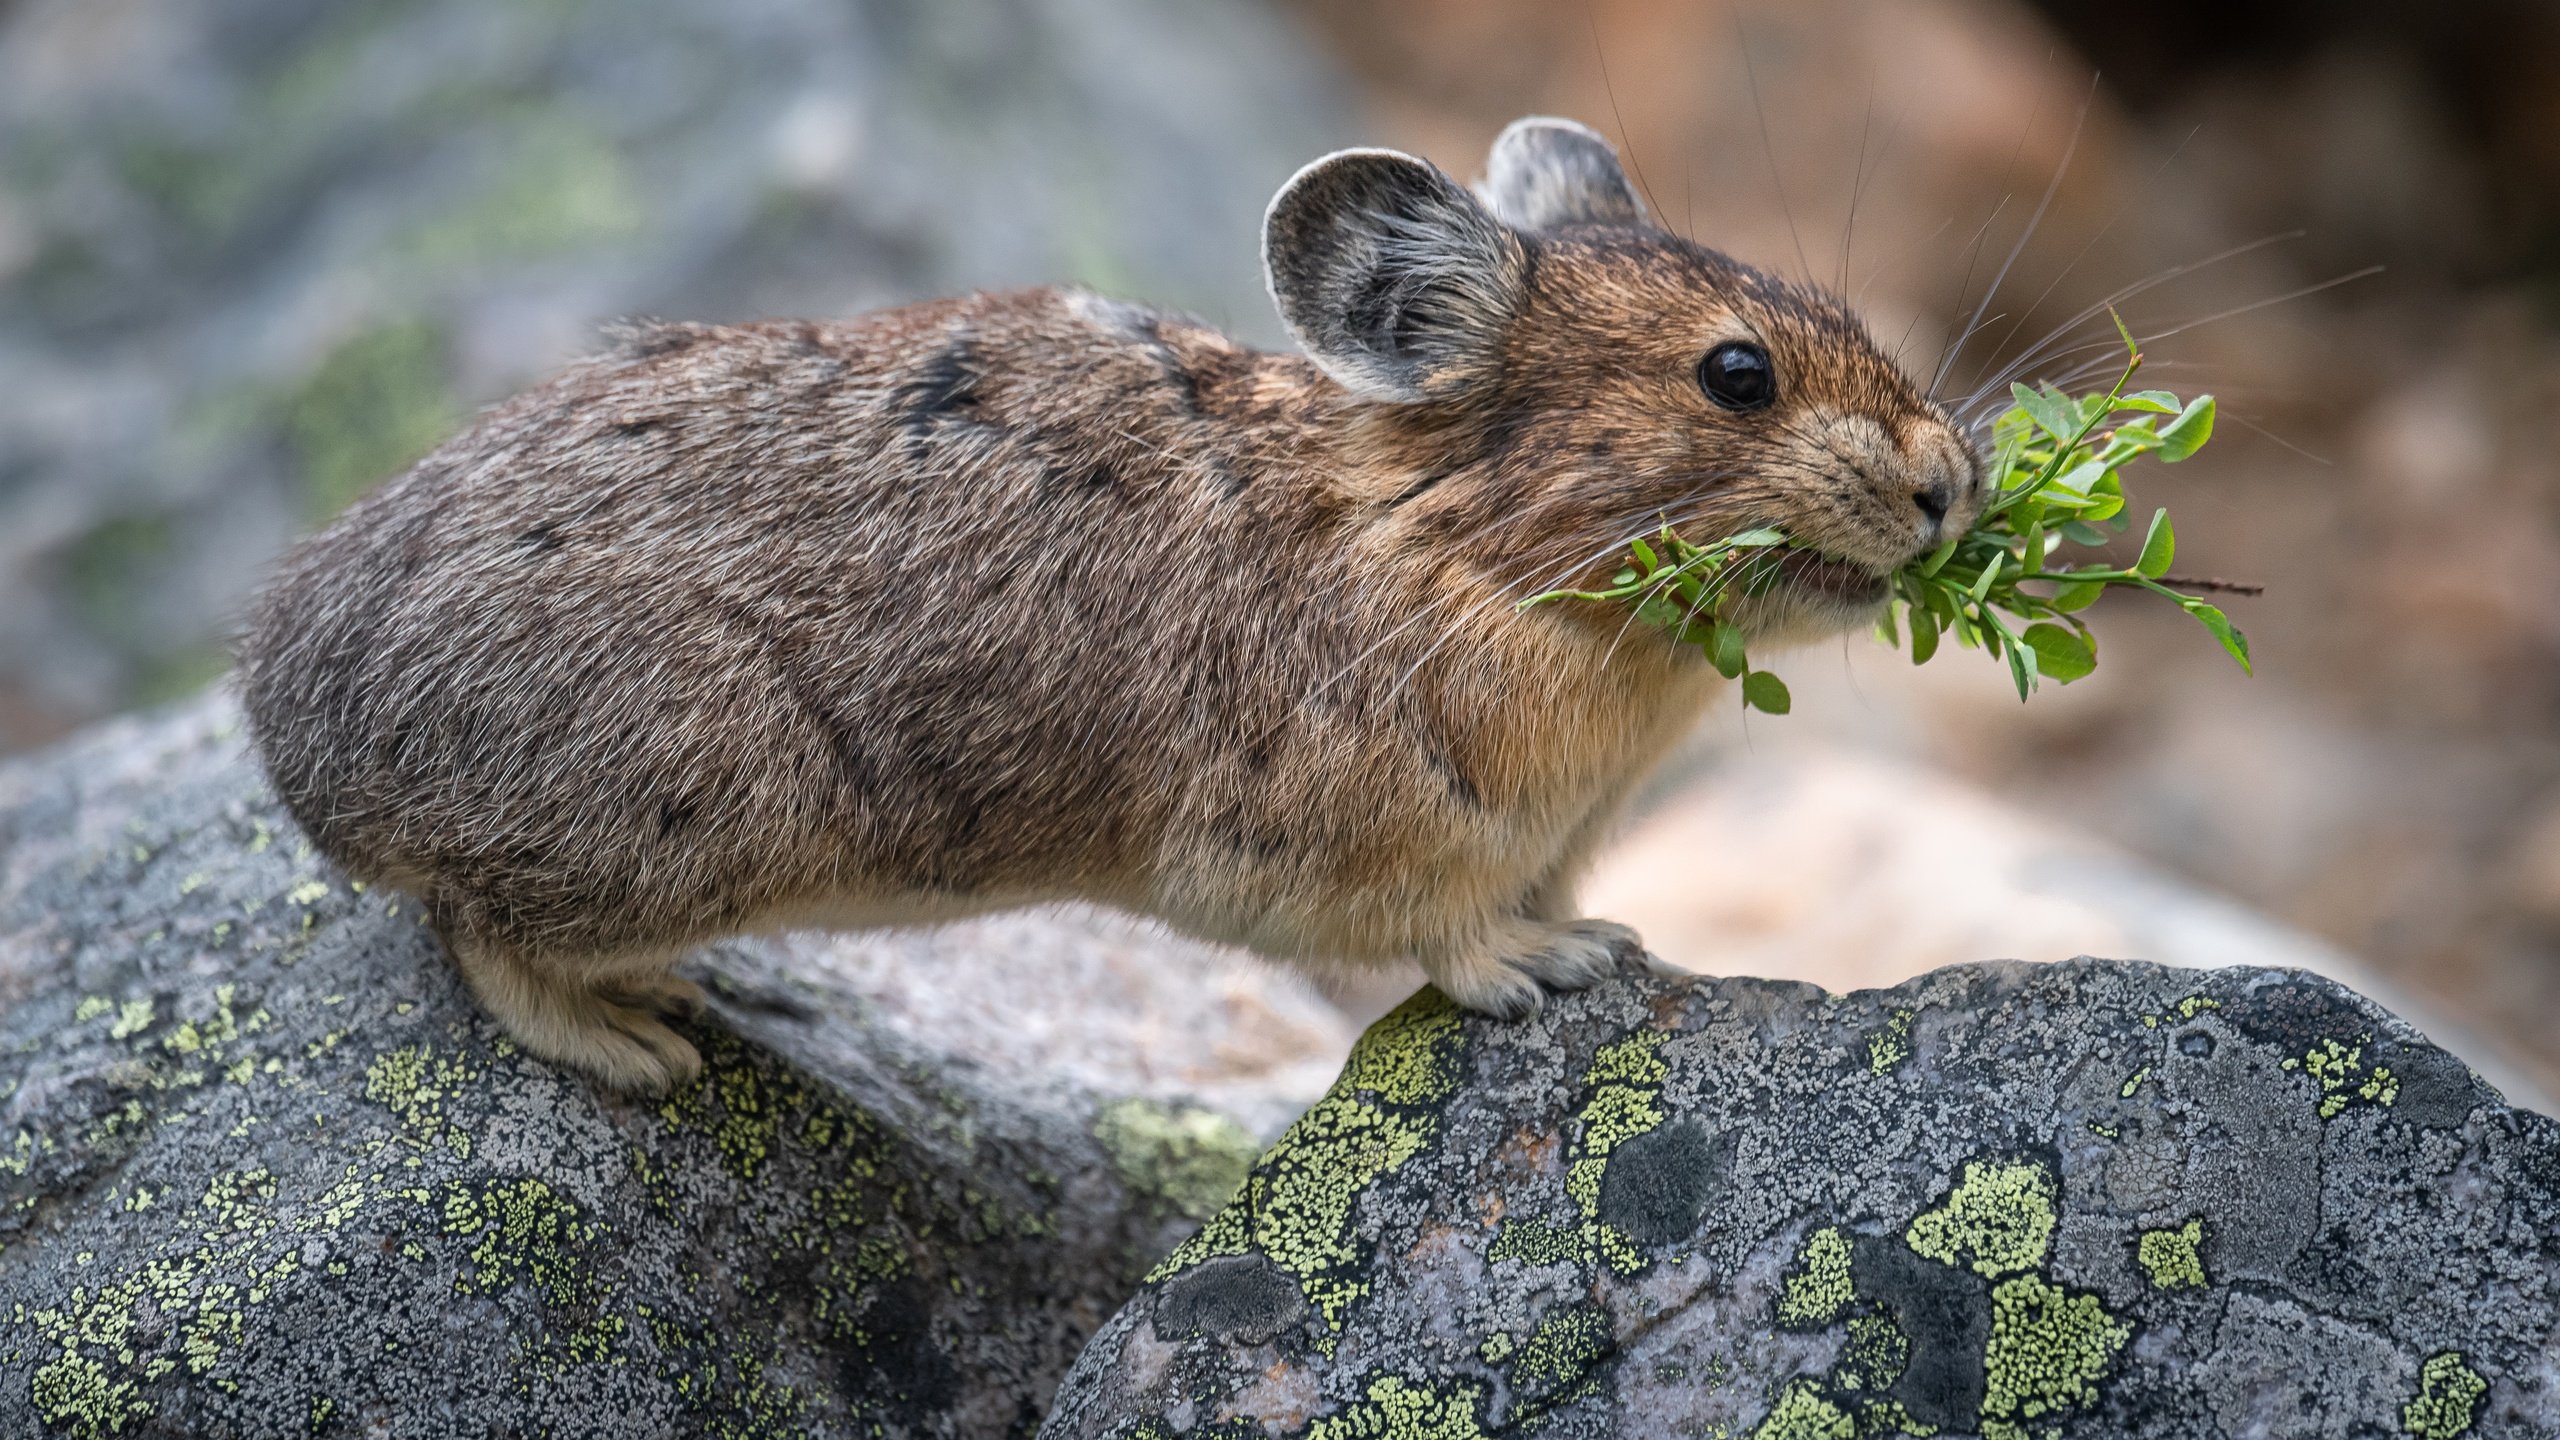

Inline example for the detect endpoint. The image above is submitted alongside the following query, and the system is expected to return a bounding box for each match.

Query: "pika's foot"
[1424,917,1645,1021]
[449,940,704,1095]
[606,971,708,1019]
[569,1001,704,1095]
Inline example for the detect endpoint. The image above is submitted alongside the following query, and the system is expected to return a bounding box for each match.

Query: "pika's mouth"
[1772,548,1889,606]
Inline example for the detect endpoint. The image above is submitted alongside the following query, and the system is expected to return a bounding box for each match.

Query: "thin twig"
[2156,575,2264,596]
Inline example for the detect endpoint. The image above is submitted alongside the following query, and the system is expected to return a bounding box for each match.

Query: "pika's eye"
[1698,342,1776,411]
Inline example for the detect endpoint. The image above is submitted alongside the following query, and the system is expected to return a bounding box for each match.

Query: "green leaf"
[2136,509,2175,578]
[1909,608,1941,665]
[2185,602,2254,674]
[2098,420,2161,460]
[1741,670,1792,714]
[2115,389,2182,414]
[2005,631,2037,699]
[1874,602,1900,649]
[1724,527,1790,548]
[1968,558,2001,602]
[1629,537,1658,571]
[2051,577,2108,612]
[1708,622,1749,680]
[2022,622,2096,682]
[2048,459,2111,498]
[2015,383,2080,443]
[2157,395,2216,462]
[1918,535,1960,578]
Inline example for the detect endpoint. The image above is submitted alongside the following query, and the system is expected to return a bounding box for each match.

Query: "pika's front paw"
[1423,917,1647,1021]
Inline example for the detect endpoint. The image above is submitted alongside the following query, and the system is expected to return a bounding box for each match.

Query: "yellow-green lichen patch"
[1484,1217,1577,1266]
[1837,1315,1910,1393]
[1334,991,1468,1105]
[1868,1009,1916,1076]
[439,1176,626,1367]
[1146,992,1466,1338]
[1904,1159,2057,1279]
[2135,1220,2206,1292]
[2401,1352,2487,1439]
[1510,1304,1614,1408]
[362,1043,481,1158]
[2293,1037,2400,1121]
[654,1037,913,1228]
[1759,1153,2125,1440]
[1305,1373,1490,1440]
[442,1178,598,1307]
[1747,1379,1856,1440]
[110,998,156,1041]
[1979,1275,2129,1439]
[1856,1399,1938,1437]
[29,1346,152,1439]
[1776,1227,1856,1328]
[22,1161,311,1434]
[1498,1026,1674,1277]
[1147,1090,1431,1332]
[2175,995,2221,1020]
[1090,1097,1258,1221]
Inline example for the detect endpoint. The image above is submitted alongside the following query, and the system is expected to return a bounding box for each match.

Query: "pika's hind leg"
[1418,915,1643,1022]
[448,938,703,1094]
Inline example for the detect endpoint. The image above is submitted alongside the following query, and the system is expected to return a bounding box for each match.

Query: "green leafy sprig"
[1523,323,2254,712]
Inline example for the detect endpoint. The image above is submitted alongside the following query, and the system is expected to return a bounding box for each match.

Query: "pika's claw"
[1422,916,1649,1021]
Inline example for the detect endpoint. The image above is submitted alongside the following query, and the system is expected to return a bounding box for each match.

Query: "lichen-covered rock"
[1042,959,2560,1438]
[0,699,1344,1438]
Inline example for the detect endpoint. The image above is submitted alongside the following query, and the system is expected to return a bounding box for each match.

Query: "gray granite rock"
[0,698,1339,1438]
[1042,957,2560,1438]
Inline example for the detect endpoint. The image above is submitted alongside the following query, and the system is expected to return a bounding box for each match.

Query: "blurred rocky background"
[3,0,2557,1098]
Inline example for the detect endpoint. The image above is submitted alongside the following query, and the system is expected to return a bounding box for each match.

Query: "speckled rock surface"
[0,699,1329,1438]
[1042,960,2560,1438]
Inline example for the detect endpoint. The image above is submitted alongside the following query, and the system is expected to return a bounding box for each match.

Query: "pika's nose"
[1913,479,1953,529]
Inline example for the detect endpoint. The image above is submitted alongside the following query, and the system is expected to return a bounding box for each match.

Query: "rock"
[1042,959,2560,1438]
[0,698,1354,1438]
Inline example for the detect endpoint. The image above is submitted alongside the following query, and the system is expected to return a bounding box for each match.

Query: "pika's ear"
[1476,116,1648,232]
[1263,148,1528,403]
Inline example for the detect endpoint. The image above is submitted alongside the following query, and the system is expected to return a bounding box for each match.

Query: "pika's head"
[1264,117,1981,644]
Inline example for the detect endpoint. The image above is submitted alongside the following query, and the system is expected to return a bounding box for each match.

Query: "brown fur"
[239,118,1980,1090]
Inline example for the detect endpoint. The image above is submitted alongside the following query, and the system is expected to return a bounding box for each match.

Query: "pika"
[240,117,1982,1092]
